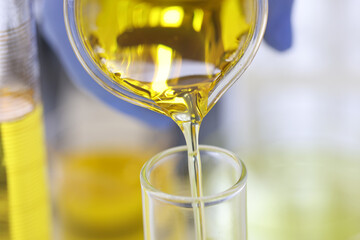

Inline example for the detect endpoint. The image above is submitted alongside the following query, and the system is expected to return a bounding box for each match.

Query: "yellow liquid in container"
[78,0,255,123]
[55,151,149,240]
[0,91,50,240]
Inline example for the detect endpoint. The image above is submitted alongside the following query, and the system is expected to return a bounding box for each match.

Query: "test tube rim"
[140,145,247,207]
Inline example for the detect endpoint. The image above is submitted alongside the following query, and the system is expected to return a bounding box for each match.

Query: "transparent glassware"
[0,0,50,239]
[63,0,268,118]
[141,145,247,240]
[63,1,267,239]
[47,74,174,240]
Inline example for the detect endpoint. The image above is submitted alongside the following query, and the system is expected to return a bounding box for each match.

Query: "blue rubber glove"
[39,0,293,128]
[39,0,172,128]
[264,0,294,51]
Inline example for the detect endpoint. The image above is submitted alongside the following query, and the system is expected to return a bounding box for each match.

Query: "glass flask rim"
[63,0,268,114]
[140,145,247,206]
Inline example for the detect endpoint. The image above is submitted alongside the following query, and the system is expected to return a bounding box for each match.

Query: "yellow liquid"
[55,151,150,240]
[78,0,255,123]
[0,91,50,240]
[75,1,256,238]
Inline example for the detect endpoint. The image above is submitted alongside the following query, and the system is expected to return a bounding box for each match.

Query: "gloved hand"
[264,0,294,51]
[39,0,294,127]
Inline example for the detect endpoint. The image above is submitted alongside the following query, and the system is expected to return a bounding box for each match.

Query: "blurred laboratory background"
[38,0,360,240]
[220,0,360,239]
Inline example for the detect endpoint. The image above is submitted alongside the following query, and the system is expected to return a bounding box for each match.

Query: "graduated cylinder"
[0,0,50,239]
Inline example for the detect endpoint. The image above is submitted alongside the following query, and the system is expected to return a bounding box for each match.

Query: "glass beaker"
[0,0,50,239]
[48,72,175,240]
[63,0,267,123]
[141,145,247,240]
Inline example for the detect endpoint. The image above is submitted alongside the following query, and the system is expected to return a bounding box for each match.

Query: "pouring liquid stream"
[76,0,256,238]
[181,120,206,239]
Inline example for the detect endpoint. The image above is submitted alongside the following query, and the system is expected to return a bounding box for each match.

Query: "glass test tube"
[141,145,247,240]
